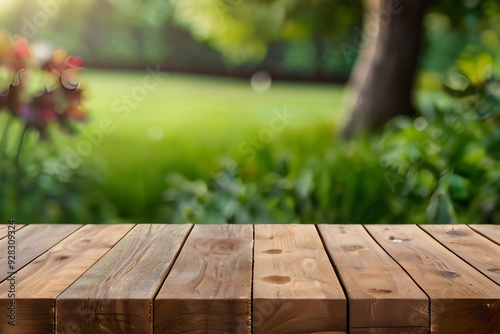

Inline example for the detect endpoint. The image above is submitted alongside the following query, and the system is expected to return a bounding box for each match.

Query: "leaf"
[295,169,313,199]
[449,174,468,200]
[444,71,469,91]
[456,53,492,85]
[426,175,458,224]
[12,69,23,86]
[384,171,405,192]
[0,66,14,92]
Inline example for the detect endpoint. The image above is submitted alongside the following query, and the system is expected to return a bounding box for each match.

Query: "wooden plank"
[421,225,500,285]
[0,224,82,283]
[468,224,500,245]
[350,328,428,334]
[365,225,500,334]
[154,224,253,334]
[0,224,134,334]
[0,224,26,240]
[56,224,192,334]
[317,224,428,331]
[253,224,346,334]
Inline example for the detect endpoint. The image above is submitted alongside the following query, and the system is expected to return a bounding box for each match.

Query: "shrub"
[0,30,98,222]
[162,53,500,224]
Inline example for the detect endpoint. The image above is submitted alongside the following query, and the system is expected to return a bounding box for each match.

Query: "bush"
[0,30,104,222]
[162,54,500,224]
[382,54,500,224]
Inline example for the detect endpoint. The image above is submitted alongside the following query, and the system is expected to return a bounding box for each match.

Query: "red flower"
[0,30,87,139]
[13,36,31,60]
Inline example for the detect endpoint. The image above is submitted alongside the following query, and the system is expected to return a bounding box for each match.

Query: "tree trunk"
[342,0,429,138]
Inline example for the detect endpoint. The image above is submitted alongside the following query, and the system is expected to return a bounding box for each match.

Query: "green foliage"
[1,0,500,225]
[161,135,393,224]
[1,0,359,76]
[0,31,88,221]
[1,70,345,223]
[0,119,116,223]
[4,63,498,225]
[160,52,500,224]
[383,57,500,224]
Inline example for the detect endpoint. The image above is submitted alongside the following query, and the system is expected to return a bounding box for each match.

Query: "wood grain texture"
[0,224,82,283]
[421,224,500,285]
[317,225,428,329]
[468,224,500,245]
[0,224,26,240]
[56,224,192,334]
[253,224,346,334]
[154,224,253,334]
[349,327,427,334]
[365,224,500,334]
[0,224,134,334]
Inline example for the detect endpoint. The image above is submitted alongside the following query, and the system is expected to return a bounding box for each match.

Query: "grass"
[6,70,490,224]
[48,70,346,219]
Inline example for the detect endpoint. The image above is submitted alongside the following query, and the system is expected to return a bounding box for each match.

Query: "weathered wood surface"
[0,224,26,240]
[0,224,134,334]
[349,328,429,334]
[318,224,428,331]
[56,224,192,334]
[253,224,346,334]
[155,224,253,334]
[0,224,82,283]
[421,224,500,285]
[365,224,500,334]
[0,224,498,334]
[469,224,500,245]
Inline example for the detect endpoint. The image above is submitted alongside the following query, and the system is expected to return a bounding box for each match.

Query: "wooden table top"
[0,224,499,334]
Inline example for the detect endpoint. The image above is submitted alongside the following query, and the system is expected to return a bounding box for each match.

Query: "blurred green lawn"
[52,70,346,218]
[4,70,468,224]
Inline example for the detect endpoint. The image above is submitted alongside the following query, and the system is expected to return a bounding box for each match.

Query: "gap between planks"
[0,224,136,334]
[0,224,26,241]
[318,224,429,331]
[316,225,353,332]
[468,224,500,245]
[361,224,434,332]
[365,224,500,334]
[2,224,499,334]
[56,224,193,334]
[419,224,500,285]
[0,224,83,284]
